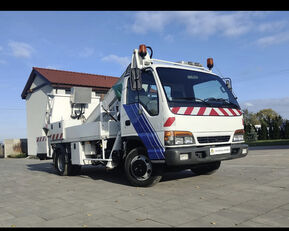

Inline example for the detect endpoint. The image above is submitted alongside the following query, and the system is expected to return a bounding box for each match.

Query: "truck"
[36,44,248,187]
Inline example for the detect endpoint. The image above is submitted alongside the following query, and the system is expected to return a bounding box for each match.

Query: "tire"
[37,154,46,160]
[55,148,81,176]
[190,161,221,175]
[71,165,82,175]
[124,147,162,187]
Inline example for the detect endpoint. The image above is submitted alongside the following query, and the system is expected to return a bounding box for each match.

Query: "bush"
[7,153,27,158]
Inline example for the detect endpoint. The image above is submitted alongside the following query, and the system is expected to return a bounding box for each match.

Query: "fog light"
[242,148,247,154]
[180,153,189,160]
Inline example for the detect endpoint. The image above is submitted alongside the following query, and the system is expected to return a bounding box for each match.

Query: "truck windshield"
[156,67,240,109]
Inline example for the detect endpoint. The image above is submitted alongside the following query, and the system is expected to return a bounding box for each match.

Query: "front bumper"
[163,143,248,166]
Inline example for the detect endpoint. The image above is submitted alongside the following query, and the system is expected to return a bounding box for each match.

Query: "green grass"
[246,139,289,146]
[7,153,28,158]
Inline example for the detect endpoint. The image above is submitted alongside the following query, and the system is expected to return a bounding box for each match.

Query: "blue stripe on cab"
[123,103,165,160]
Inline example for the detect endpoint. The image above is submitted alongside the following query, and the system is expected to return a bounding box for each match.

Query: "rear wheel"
[55,148,81,176]
[124,147,162,187]
[190,161,221,175]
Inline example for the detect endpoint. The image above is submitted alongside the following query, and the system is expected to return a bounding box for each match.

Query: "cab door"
[121,69,165,160]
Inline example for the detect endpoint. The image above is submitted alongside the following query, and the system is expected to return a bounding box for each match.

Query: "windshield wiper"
[204,97,239,108]
[172,97,213,106]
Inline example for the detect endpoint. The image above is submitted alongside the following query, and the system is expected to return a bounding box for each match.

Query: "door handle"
[125,120,131,126]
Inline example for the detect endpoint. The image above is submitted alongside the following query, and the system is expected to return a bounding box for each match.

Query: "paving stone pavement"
[0,146,288,227]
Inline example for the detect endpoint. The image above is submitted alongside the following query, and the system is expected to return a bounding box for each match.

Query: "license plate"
[210,146,231,155]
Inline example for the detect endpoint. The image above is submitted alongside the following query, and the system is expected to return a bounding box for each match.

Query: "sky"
[0,11,289,141]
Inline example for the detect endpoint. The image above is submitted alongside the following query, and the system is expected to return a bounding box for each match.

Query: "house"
[21,67,119,156]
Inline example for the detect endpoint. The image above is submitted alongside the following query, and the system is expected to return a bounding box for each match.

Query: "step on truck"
[37,44,248,187]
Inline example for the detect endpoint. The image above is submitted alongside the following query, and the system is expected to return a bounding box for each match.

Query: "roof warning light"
[138,44,147,58]
[207,58,214,70]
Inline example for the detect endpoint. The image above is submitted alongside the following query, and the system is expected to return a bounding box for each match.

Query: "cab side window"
[127,70,159,116]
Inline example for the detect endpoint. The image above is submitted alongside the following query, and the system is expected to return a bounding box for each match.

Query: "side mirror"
[226,80,232,91]
[223,78,232,91]
[130,68,142,91]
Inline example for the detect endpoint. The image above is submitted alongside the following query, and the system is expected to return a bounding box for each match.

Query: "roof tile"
[33,67,119,88]
[21,67,119,99]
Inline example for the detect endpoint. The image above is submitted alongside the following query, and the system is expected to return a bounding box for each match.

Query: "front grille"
[197,136,230,144]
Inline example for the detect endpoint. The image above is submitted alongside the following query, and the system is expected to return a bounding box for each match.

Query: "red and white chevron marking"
[36,133,63,142]
[170,107,242,116]
[51,133,63,141]
[36,136,47,142]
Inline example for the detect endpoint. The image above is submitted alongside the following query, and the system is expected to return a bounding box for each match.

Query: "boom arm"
[85,45,151,124]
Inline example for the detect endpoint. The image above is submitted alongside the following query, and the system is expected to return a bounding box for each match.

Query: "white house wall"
[26,75,101,156]
[26,75,52,156]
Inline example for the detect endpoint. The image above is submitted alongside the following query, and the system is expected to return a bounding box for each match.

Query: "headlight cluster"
[233,129,244,142]
[164,131,195,145]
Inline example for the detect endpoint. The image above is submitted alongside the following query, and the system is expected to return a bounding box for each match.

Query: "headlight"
[165,131,195,145]
[233,129,244,142]
[184,136,194,144]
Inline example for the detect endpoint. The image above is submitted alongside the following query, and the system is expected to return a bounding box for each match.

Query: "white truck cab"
[37,44,248,187]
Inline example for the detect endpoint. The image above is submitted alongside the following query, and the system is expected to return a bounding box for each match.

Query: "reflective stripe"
[164,117,175,127]
[170,106,242,116]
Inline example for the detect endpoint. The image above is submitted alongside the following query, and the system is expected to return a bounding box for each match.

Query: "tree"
[244,123,251,141]
[244,122,258,141]
[243,109,259,141]
[272,119,281,139]
[265,115,273,139]
[249,126,258,141]
[255,109,283,140]
[284,120,289,139]
[243,109,259,126]
[242,108,287,141]
[256,109,279,126]
[258,122,268,140]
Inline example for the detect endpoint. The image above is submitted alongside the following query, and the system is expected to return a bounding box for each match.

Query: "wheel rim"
[57,155,64,172]
[130,155,152,181]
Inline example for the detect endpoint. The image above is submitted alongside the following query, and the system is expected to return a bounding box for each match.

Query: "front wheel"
[124,147,162,187]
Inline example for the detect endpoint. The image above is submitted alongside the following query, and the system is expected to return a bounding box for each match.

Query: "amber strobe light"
[138,44,147,58]
[207,58,214,70]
